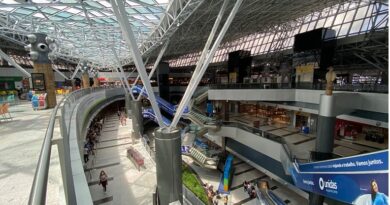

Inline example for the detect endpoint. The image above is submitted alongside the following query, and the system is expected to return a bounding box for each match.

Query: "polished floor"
[0,99,64,205]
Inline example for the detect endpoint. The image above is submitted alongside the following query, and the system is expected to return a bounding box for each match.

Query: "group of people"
[243,181,257,199]
[203,183,229,205]
[84,118,103,164]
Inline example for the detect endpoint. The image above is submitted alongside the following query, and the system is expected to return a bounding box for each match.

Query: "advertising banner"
[290,150,388,204]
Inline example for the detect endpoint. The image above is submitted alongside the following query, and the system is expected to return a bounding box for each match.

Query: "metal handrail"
[28,95,68,205]
[28,87,109,205]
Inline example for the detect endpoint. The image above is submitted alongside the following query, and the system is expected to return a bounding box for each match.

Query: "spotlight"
[24,45,31,51]
[29,51,39,60]
[45,36,54,44]
[27,34,37,43]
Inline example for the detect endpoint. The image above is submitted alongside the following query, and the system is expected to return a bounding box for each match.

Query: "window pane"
[300,23,309,33]
[316,18,326,28]
[344,10,355,23]
[361,17,373,32]
[375,13,387,28]
[355,6,368,19]
[332,25,341,36]
[350,19,363,34]
[338,22,351,36]
[307,21,316,31]
[334,12,346,25]
[324,16,335,27]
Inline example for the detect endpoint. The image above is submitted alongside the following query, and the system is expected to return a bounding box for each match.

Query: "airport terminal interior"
[0,0,389,205]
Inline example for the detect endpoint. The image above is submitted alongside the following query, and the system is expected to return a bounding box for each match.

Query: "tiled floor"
[0,98,65,205]
[87,114,156,205]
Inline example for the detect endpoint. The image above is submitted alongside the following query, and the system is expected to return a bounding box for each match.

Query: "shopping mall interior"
[0,0,388,205]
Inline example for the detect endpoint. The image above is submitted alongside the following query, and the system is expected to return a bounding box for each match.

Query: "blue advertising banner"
[298,150,388,173]
[290,150,388,204]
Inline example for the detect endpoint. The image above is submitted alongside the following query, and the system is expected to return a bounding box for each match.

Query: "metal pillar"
[309,94,337,205]
[154,128,182,205]
[170,0,242,129]
[0,49,31,77]
[112,48,135,100]
[136,40,170,101]
[129,100,143,136]
[111,0,164,128]
[52,67,70,80]
[82,72,90,88]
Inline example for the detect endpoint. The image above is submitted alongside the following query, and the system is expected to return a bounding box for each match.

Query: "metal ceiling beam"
[353,52,386,71]
[136,39,170,100]
[112,0,165,127]
[112,47,135,100]
[0,48,31,77]
[170,0,243,129]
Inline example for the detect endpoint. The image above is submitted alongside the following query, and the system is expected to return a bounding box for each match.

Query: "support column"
[82,73,90,88]
[27,33,56,108]
[93,73,99,87]
[224,100,229,121]
[71,79,76,91]
[81,62,90,88]
[154,128,182,205]
[309,94,337,204]
[157,62,170,102]
[129,100,143,137]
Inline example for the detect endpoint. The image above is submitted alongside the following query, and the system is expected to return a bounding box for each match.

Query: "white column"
[111,0,165,127]
[170,0,243,129]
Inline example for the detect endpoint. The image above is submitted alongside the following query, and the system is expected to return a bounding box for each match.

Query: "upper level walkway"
[86,113,156,205]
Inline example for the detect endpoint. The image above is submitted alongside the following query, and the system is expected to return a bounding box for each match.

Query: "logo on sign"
[319,177,337,191]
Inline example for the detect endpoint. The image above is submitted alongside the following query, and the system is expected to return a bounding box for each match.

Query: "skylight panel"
[65,8,81,14]
[33,0,50,3]
[0,7,14,11]
[134,7,149,14]
[2,0,20,4]
[14,8,34,15]
[56,11,73,18]
[33,13,45,18]
[90,11,104,17]
[42,7,59,14]
[52,6,67,10]
[126,1,140,6]
[132,14,146,21]
[86,1,103,8]
[99,1,112,8]
[156,0,169,3]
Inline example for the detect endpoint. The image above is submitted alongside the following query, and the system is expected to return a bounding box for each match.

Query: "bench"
[127,147,144,171]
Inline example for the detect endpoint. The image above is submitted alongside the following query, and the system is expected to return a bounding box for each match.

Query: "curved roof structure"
[0,0,360,69]
[0,0,203,67]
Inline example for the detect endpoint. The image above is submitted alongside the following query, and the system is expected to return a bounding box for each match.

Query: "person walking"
[223,196,228,205]
[83,143,89,163]
[99,170,108,192]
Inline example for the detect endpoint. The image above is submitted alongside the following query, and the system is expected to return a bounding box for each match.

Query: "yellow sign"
[296,65,314,74]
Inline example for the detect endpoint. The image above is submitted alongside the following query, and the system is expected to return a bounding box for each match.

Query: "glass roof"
[0,0,170,67]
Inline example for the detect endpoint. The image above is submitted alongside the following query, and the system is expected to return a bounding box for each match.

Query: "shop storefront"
[335,119,388,149]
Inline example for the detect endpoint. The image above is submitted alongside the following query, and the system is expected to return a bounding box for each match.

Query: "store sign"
[290,150,388,204]
[296,65,314,74]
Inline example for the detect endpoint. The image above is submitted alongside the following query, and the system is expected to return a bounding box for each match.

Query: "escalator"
[256,181,286,205]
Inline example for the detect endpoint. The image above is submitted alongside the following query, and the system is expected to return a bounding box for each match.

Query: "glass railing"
[209,82,388,93]
[219,121,295,163]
